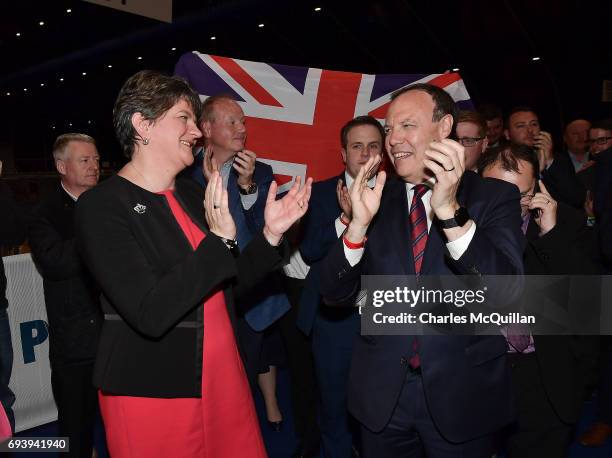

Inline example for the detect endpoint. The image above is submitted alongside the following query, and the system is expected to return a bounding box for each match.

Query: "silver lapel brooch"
[133,203,147,214]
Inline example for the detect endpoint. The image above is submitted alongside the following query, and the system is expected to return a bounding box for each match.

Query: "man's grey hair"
[201,94,238,123]
[52,133,96,161]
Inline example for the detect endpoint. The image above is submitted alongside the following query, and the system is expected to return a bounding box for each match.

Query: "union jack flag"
[175,52,473,188]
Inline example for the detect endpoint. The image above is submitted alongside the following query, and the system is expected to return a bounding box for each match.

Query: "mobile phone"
[530,181,541,218]
[530,208,542,218]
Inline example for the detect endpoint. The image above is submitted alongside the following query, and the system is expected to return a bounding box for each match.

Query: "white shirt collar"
[61,181,79,201]
[405,176,435,192]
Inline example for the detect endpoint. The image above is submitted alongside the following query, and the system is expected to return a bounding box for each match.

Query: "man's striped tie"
[410,184,429,276]
[408,184,429,369]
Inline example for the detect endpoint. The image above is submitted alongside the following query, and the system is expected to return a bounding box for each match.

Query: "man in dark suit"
[185,95,290,421]
[563,118,591,172]
[504,106,585,209]
[319,84,524,457]
[480,143,599,457]
[580,144,612,447]
[299,115,385,458]
[29,133,102,458]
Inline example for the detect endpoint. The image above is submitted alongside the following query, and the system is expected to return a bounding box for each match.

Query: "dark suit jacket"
[75,176,287,398]
[298,173,348,335]
[319,172,525,442]
[28,185,102,365]
[593,148,612,269]
[541,150,586,209]
[524,202,600,424]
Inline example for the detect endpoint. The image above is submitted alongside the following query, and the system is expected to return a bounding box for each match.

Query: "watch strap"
[437,206,470,229]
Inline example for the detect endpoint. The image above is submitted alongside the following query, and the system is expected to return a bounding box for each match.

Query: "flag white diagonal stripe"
[194,52,322,125]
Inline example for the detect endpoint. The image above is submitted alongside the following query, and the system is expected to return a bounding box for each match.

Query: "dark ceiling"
[1,0,610,170]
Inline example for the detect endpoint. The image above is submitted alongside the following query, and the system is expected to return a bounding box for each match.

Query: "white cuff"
[343,243,364,267]
[446,221,476,260]
[335,216,347,238]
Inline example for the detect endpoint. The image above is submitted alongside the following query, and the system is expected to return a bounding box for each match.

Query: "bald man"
[564,119,591,171]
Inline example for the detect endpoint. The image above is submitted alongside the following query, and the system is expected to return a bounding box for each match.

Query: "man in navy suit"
[319,84,524,457]
[299,116,385,458]
[188,95,270,245]
[186,95,290,399]
[503,106,585,209]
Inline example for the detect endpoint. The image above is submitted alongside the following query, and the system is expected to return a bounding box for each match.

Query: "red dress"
[98,190,267,458]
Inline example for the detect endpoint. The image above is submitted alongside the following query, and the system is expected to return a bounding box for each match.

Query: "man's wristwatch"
[220,237,239,256]
[436,206,470,229]
[239,182,258,195]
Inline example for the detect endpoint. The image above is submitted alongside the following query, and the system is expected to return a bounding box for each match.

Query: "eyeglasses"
[586,136,612,146]
[457,137,484,147]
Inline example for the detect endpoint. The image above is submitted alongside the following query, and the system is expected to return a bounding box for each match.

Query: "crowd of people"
[0,69,610,458]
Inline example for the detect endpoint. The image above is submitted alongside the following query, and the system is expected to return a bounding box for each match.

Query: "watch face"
[239,183,258,195]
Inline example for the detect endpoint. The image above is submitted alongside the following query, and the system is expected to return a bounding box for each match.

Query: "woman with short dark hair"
[75,70,311,457]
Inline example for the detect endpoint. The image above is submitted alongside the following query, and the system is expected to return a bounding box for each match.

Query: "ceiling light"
[69,123,72,127]
[258,23,264,28]
[210,36,216,40]
[52,126,56,129]
[452,68,460,72]
[39,21,45,26]
[59,77,64,82]
[107,64,112,68]
[171,47,177,51]
[23,88,27,92]
[88,120,91,124]
[137,56,143,60]
[40,83,45,87]
[66,9,72,13]
[6,92,10,96]
[314,7,322,12]
[532,56,540,61]
[16,32,21,37]
[82,72,87,76]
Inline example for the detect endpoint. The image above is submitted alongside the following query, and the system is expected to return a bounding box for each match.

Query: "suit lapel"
[385,180,413,275]
[421,222,444,274]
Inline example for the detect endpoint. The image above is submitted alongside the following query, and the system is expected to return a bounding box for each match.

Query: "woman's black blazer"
[75,175,285,397]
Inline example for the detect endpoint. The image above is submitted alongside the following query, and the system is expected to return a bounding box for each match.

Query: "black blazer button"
[400,357,408,365]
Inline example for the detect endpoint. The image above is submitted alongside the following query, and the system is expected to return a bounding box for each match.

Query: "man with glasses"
[587,119,612,157]
[480,143,598,458]
[456,110,488,171]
